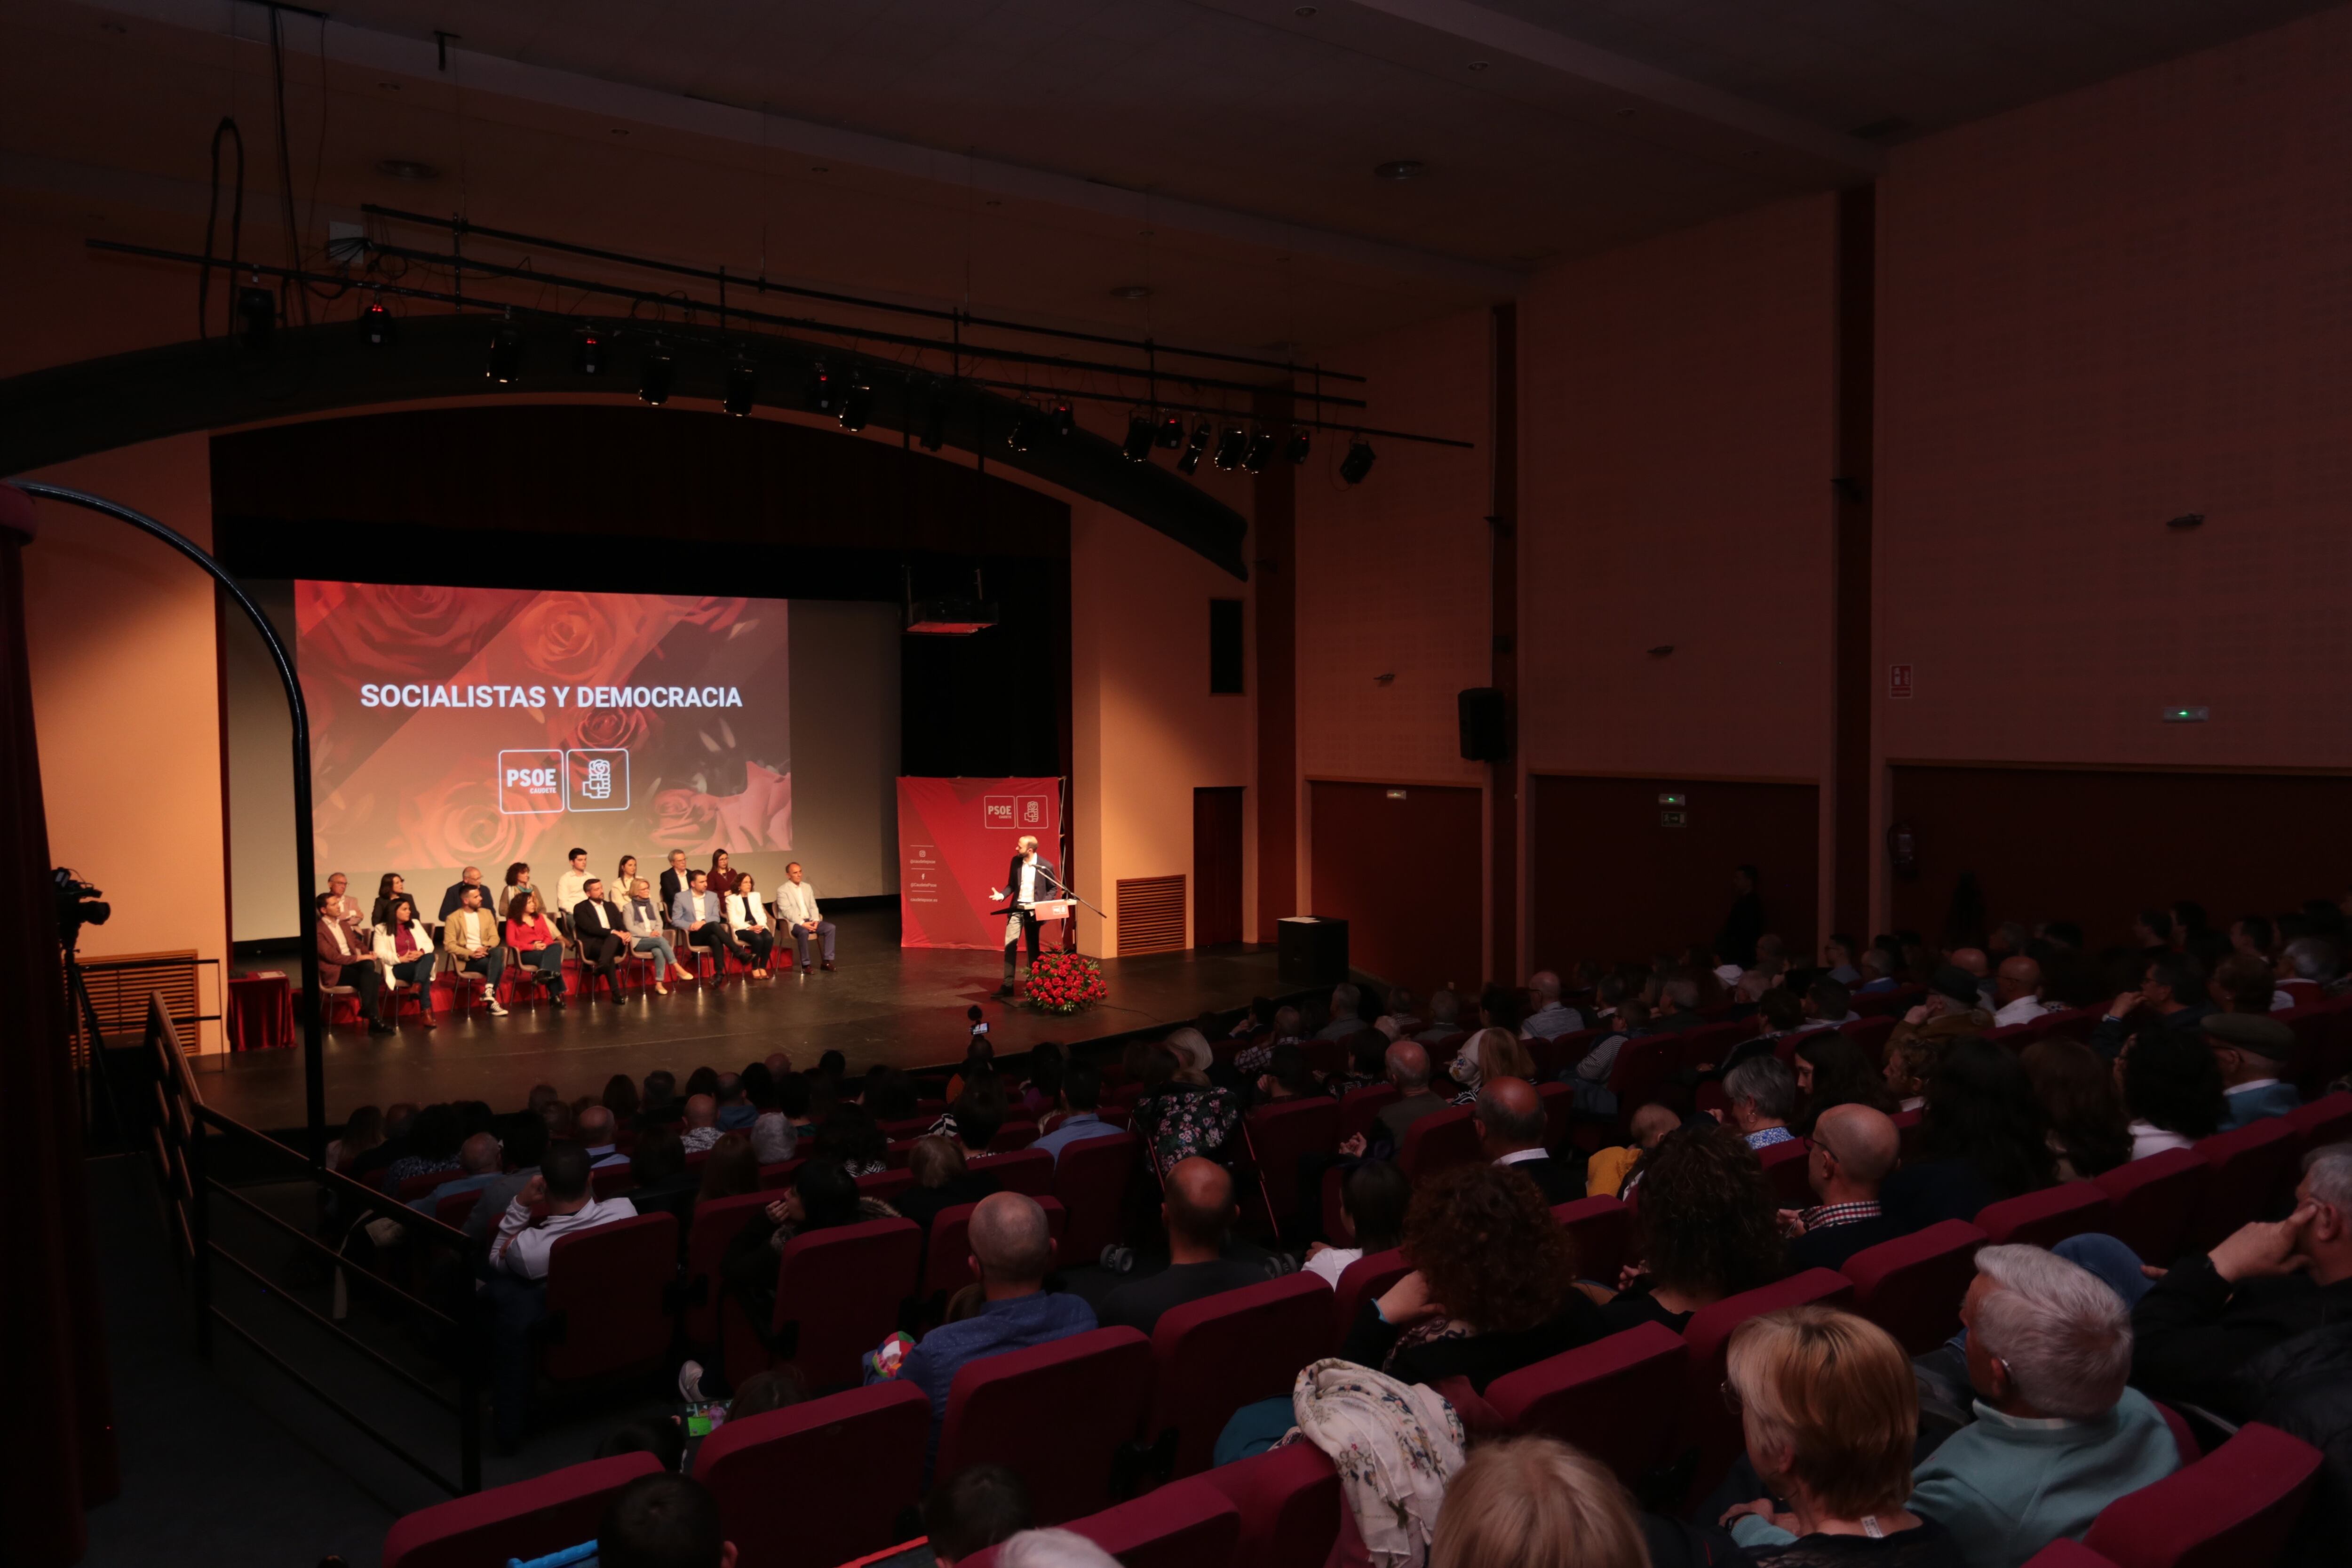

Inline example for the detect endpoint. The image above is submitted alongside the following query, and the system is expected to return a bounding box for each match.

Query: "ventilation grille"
[1116,875,1187,955]
[75,949,200,1059]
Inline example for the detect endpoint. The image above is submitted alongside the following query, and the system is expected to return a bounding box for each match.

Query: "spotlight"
[638,345,674,406]
[919,388,947,451]
[1286,428,1312,464]
[574,325,606,375]
[236,285,275,349]
[807,362,839,415]
[1122,414,1156,463]
[1176,419,1211,475]
[1340,437,1376,485]
[1156,413,1184,450]
[838,382,872,431]
[1212,425,1247,471]
[1242,428,1277,474]
[1007,406,1044,453]
[359,298,396,348]
[485,323,523,384]
[723,354,757,416]
[1050,401,1075,438]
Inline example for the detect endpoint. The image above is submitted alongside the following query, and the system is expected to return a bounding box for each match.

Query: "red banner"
[897,777,1063,948]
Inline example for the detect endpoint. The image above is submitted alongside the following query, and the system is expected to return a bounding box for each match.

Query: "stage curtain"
[0,485,120,1565]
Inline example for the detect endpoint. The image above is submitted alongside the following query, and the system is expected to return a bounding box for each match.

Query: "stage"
[199,907,1294,1133]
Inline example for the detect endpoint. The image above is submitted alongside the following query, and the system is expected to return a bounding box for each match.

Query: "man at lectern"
[991,834,1057,997]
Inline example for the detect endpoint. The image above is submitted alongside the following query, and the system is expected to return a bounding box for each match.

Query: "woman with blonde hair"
[1431,1435,1647,1568]
[1448,1026,1537,1103]
[1715,1306,1962,1565]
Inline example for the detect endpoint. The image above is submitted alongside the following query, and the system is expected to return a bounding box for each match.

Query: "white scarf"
[1291,1357,1465,1568]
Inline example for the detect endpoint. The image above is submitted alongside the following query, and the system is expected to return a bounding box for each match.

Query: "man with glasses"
[1782,1103,1903,1271]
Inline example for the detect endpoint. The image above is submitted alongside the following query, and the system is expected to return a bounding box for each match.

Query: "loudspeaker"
[1458,686,1507,762]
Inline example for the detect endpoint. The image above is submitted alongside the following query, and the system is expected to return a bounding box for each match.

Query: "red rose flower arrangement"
[1024,950,1108,1015]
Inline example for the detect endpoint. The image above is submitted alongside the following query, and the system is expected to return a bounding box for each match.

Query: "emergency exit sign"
[1889,663,1914,700]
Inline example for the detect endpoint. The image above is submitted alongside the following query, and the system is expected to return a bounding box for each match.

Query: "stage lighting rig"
[1286,428,1312,464]
[1122,414,1156,462]
[360,298,397,348]
[1212,425,1247,472]
[574,325,606,375]
[237,284,276,349]
[485,322,524,384]
[1051,401,1076,438]
[838,382,873,431]
[723,354,758,416]
[1242,429,1277,474]
[807,362,840,415]
[1157,413,1185,450]
[1341,437,1376,485]
[638,344,674,405]
[1176,419,1212,475]
[1007,406,1045,452]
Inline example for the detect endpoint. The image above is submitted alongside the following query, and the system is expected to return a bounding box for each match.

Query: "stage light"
[1176,419,1211,475]
[723,354,758,416]
[485,323,523,384]
[574,325,606,375]
[1242,428,1277,474]
[1051,401,1075,438]
[638,345,674,406]
[1122,414,1155,462]
[920,388,947,451]
[1286,428,1312,464]
[360,298,396,348]
[1341,437,1376,485]
[807,362,839,415]
[1007,406,1044,453]
[1212,425,1247,471]
[236,285,275,349]
[838,382,873,431]
[1156,413,1185,450]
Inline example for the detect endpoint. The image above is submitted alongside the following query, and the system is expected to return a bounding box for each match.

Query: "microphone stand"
[1033,867,1106,954]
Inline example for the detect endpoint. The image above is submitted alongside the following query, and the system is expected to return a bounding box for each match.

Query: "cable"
[198,117,246,341]
[268,6,309,325]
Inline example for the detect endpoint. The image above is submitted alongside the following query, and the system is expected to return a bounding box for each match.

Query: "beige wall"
[23,433,229,1051]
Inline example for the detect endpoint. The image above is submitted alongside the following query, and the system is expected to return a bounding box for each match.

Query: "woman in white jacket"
[372,894,439,1029]
[726,873,777,979]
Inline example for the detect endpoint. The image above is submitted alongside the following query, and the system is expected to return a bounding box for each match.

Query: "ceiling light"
[574,325,605,375]
[1122,414,1155,463]
[1050,401,1075,438]
[1286,428,1312,465]
[1374,159,1426,181]
[1467,60,1490,72]
[1177,420,1211,476]
[1212,426,1247,471]
[638,345,674,406]
[1340,437,1376,485]
[838,382,873,431]
[359,298,396,348]
[485,323,522,384]
[723,354,758,416]
[1242,429,1277,474]
[1007,406,1043,453]
[1156,413,1185,450]
[1111,284,1153,301]
[1294,4,1318,15]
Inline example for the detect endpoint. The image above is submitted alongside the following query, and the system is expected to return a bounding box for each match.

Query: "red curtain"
[0,486,119,1564]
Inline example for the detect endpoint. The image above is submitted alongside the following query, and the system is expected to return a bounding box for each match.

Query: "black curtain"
[0,485,119,1564]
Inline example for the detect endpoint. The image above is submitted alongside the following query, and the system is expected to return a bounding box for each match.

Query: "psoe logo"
[982,796,1016,829]
[566,749,631,813]
[498,749,566,814]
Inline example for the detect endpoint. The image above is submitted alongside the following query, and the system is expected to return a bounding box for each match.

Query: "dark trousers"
[479,1270,547,1447]
[454,950,507,988]
[685,921,733,976]
[736,927,776,969]
[389,956,435,1017]
[335,963,383,1022]
[1002,911,1041,982]
[575,930,627,994]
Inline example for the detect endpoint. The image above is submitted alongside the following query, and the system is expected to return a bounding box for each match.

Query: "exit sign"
[1889,663,1914,700]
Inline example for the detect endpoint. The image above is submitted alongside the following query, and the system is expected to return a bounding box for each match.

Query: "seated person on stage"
[1100,1158,1291,1336]
[621,876,693,993]
[707,848,742,899]
[775,860,837,972]
[368,870,408,928]
[1477,1076,1582,1205]
[571,876,631,1000]
[498,860,532,923]
[893,1191,1097,1473]
[442,884,509,1017]
[325,872,369,944]
[482,1141,638,1449]
[437,863,490,921]
[725,873,777,979]
[554,847,592,938]
[371,895,438,1030]
[1782,1104,1904,1272]
[659,848,691,910]
[316,891,390,1036]
[503,889,568,1007]
[672,870,737,979]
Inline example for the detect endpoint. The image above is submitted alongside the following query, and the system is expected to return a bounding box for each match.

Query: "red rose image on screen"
[400,772,553,869]
[512,591,619,681]
[650,787,725,855]
[571,703,655,752]
[302,582,521,679]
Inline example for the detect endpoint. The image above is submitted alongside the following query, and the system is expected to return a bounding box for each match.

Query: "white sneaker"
[487,1000,509,1017]
[677,1359,707,1402]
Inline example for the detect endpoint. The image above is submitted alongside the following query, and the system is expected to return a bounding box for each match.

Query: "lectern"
[1277,916,1349,987]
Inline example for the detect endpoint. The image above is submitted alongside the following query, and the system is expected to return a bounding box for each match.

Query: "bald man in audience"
[1784,1104,1904,1270]
[1519,971,1584,1040]
[679,1094,722,1154]
[897,1191,1096,1471]
[1101,1158,1286,1334]
[1476,1076,1579,1204]
[413,1131,505,1213]
[1990,955,2053,1028]
[1370,1041,1446,1149]
[576,1105,627,1169]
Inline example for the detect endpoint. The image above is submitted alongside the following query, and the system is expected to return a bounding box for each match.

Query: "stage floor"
[199,907,1290,1132]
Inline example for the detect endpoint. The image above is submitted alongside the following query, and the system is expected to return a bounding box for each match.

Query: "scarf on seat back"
[1291,1356,1466,1568]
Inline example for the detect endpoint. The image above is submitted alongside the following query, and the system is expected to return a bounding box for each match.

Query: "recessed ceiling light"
[378,80,400,91]
[1110,284,1153,301]
[1374,159,1426,181]
[1615,106,1637,119]
[1467,60,1490,72]
[375,159,442,182]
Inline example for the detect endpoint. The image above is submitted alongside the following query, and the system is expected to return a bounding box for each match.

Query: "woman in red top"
[505,888,569,1009]
[707,848,740,898]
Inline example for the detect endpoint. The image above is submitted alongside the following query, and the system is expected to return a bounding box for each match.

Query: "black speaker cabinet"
[1459,686,1507,762]
[1277,916,1350,987]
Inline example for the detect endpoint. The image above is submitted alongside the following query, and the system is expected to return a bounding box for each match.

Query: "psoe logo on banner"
[983,796,1016,829]
[567,748,631,813]
[1016,793,1049,829]
[499,749,566,814]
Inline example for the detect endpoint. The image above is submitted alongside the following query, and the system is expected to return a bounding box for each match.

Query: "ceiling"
[1,0,2338,366]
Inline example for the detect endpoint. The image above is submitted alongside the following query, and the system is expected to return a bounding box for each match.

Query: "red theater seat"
[1681,1269,1854,1504]
[977,1147,1057,1198]
[1486,1323,1688,1485]
[383,1452,660,1568]
[1536,1079,1575,1149]
[589,1163,636,1200]
[1244,1098,1341,1225]
[1399,1105,1481,1183]
[857,1168,914,1206]
[541,1211,677,1382]
[1756,1138,1814,1207]
[963,1477,1241,1568]
[1842,1016,1898,1065]
[1841,1220,1986,1353]
[2284,1090,2352,1160]
[2021,1544,2121,1568]
[988,1119,1040,1152]
[727,1217,921,1390]
[1328,1247,1410,1336]
[434,1188,484,1229]
[2189,1120,2298,1251]
[1975,1182,2112,1249]
[2094,1149,2209,1266]
[1054,1133,1139,1263]
[936,1327,1154,1526]
[1552,1196,1631,1284]
[681,1191,771,1345]
[1196,1441,1343,1568]
[2082,1422,2322,1568]
[692,1382,931,1568]
[924,1197,1067,1299]
[1148,1273,1334,1478]
[1335,1083,1399,1146]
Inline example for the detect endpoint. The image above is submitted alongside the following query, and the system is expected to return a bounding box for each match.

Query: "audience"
[1100,1158,1281,1333]
[1475,1076,1579,1203]
[898,1136,1003,1233]
[1793,1031,1897,1131]
[681,1093,722,1153]
[2020,1037,2131,1179]
[1028,1062,1113,1162]
[1722,1056,1799,1150]
[2090,952,2212,1058]
[1785,1105,1903,1272]
[597,1473,737,1568]
[2119,1021,2225,1157]
[2203,1012,2300,1130]
[922,1464,1032,1567]
[1430,1435,1647,1568]
[1369,1041,1446,1149]
[484,1142,640,1446]
[1447,1027,1536,1105]
[1882,1040,2054,1229]
[1584,1101,1680,1199]
[1520,970,1584,1040]
[1315,982,1368,1040]
[1304,1158,1412,1286]
[1598,1119,1784,1333]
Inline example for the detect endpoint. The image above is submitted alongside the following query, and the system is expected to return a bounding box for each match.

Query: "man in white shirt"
[1519,971,1585,1041]
[1990,955,2058,1029]
[484,1142,637,1447]
[991,835,1054,996]
[773,861,836,972]
[554,847,592,935]
[442,885,510,1016]
[672,870,734,979]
